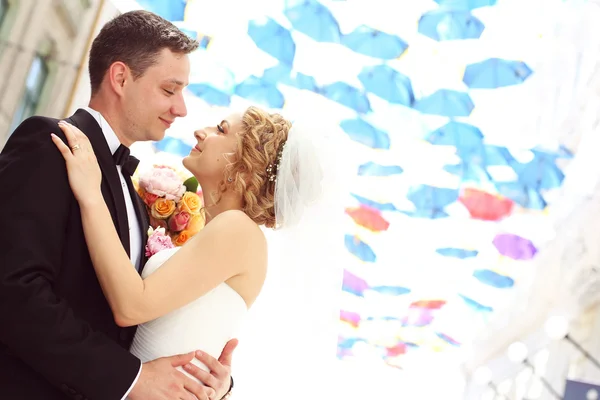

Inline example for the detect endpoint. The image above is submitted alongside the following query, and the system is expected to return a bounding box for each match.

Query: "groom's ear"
[107,62,128,95]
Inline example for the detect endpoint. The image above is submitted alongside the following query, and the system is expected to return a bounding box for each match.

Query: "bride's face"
[183,112,243,183]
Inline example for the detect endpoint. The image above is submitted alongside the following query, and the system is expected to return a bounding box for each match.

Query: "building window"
[0,0,8,27]
[10,55,49,131]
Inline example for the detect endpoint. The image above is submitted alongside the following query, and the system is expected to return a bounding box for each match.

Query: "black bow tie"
[113,144,140,176]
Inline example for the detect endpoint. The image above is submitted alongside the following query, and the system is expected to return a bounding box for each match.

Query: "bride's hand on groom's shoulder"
[51,121,103,207]
[129,352,216,400]
[183,339,238,400]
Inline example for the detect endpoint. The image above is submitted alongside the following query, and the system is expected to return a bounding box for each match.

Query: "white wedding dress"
[129,247,248,379]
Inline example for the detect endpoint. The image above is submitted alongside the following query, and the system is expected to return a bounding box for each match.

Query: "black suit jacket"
[0,109,149,399]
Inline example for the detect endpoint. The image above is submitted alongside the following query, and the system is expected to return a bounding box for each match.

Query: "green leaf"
[183,176,199,193]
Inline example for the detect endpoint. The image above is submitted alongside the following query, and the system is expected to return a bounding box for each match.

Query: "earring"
[227,177,233,183]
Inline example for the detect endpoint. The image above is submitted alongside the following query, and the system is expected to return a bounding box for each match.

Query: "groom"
[0,10,235,400]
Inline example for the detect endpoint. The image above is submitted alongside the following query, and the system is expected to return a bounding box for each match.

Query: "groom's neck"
[88,97,133,147]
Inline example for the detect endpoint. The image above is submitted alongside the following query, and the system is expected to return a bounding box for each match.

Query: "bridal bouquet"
[134,165,205,257]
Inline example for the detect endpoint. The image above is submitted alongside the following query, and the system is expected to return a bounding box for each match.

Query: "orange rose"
[173,230,193,246]
[151,198,176,220]
[178,192,201,214]
[186,213,205,234]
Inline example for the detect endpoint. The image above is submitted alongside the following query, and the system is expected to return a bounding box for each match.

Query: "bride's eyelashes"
[217,124,224,133]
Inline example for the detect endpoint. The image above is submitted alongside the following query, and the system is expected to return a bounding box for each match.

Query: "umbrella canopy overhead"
[120,0,581,374]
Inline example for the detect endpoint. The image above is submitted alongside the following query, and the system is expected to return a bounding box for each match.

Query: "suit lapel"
[126,179,149,270]
[67,109,131,257]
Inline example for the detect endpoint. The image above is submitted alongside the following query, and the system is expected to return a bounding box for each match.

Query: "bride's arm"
[80,202,263,326]
[52,122,266,327]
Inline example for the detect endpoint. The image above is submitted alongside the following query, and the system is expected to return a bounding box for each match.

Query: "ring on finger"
[70,144,81,151]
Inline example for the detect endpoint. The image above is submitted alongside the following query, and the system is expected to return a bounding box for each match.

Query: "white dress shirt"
[81,107,142,399]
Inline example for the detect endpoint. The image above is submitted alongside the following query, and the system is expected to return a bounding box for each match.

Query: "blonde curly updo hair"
[219,106,291,228]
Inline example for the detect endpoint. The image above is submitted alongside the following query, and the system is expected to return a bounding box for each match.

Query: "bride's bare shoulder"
[204,210,266,247]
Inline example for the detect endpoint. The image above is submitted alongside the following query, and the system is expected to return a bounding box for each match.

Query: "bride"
[51,105,346,400]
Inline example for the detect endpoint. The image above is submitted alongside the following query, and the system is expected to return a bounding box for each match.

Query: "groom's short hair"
[88,10,199,95]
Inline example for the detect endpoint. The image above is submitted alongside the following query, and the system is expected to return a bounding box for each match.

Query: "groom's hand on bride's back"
[184,338,238,400]
[128,352,216,400]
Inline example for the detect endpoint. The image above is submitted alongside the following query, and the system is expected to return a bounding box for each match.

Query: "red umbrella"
[410,299,446,310]
[459,188,513,221]
[345,205,390,232]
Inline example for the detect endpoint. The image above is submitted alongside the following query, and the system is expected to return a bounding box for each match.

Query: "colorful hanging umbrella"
[413,89,475,117]
[234,76,285,108]
[284,0,341,43]
[340,118,389,149]
[345,234,377,262]
[341,25,408,59]
[436,247,479,259]
[492,233,538,260]
[459,294,494,313]
[463,58,533,89]
[357,64,414,106]
[345,205,390,232]
[321,82,371,113]
[426,121,483,158]
[444,162,493,184]
[342,269,370,296]
[136,0,186,21]
[473,269,515,289]
[153,137,192,157]
[511,150,565,190]
[351,194,398,212]
[410,300,446,310]
[404,184,459,219]
[248,17,296,65]
[358,162,404,177]
[434,0,498,10]
[459,188,514,221]
[495,182,547,210]
[186,84,231,107]
[370,286,411,295]
[418,10,485,41]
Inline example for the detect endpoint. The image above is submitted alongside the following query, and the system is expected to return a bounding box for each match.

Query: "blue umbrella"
[426,121,483,157]
[473,269,515,289]
[248,17,296,65]
[234,76,285,108]
[434,0,497,10]
[186,84,231,107]
[495,182,547,210]
[284,0,341,43]
[358,162,404,176]
[458,294,493,313]
[351,193,398,212]
[370,286,411,296]
[321,82,371,113]
[154,137,192,157]
[340,117,389,149]
[436,247,479,259]
[510,150,565,190]
[463,58,533,89]
[263,64,319,91]
[136,0,186,21]
[413,89,474,117]
[418,10,485,41]
[358,64,414,106]
[444,162,493,184]
[341,25,408,59]
[483,144,515,166]
[345,234,377,263]
[404,184,459,219]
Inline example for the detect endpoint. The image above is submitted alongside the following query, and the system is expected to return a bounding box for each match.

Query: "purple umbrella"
[492,233,537,260]
[342,269,369,297]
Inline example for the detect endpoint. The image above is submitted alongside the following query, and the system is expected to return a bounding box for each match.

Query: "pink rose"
[143,192,159,206]
[168,211,190,232]
[138,167,186,202]
[145,227,175,257]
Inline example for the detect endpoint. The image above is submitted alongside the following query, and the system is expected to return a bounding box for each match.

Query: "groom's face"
[122,48,190,143]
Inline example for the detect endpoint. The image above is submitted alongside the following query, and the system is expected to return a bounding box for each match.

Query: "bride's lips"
[192,145,202,153]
